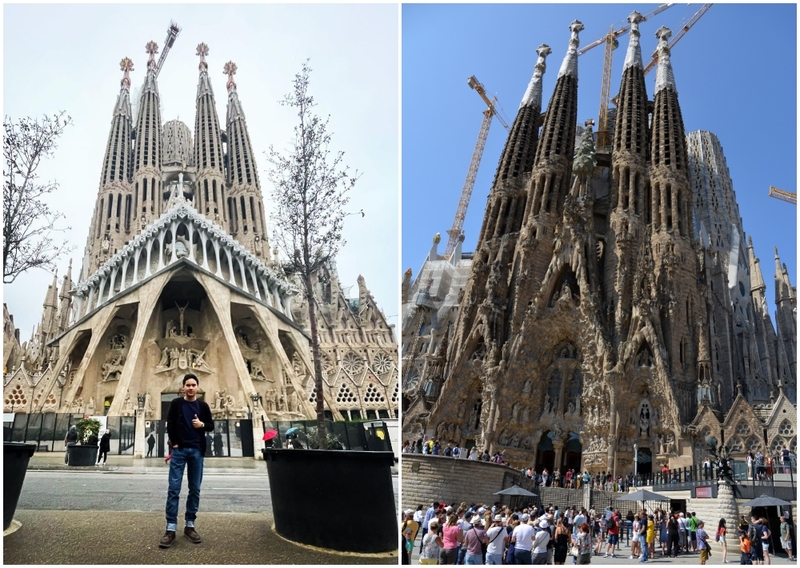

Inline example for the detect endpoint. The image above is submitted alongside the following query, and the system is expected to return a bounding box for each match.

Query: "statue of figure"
[657,434,665,454]
[510,431,520,447]
[215,390,225,410]
[174,235,190,259]
[175,302,189,336]
[437,422,446,440]
[666,433,676,453]
[639,404,651,437]
[250,361,266,380]
[123,393,133,413]
[157,347,170,368]
[88,397,95,411]
[225,394,236,412]
[288,390,298,412]
[511,402,520,422]
[264,389,275,412]
[193,350,207,368]
[166,319,177,338]
[278,393,287,412]
[567,401,575,416]
[522,380,532,395]
[522,405,531,423]
[498,429,510,446]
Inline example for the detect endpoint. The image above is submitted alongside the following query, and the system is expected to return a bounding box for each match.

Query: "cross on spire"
[196,43,209,70]
[119,57,134,89]
[224,61,238,91]
[145,41,159,69]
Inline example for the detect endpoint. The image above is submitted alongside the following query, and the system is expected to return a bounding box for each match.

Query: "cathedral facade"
[4,34,397,441]
[402,15,796,475]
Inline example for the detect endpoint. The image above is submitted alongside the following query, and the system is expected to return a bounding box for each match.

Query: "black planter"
[263,448,397,552]
[4,442,36,530]
[66,443,99,466]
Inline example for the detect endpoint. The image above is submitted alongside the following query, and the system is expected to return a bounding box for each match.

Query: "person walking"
[440,512,463,564]
[749,516,765,564]
[146,431,156,457]
[574,522,592,565]
[97,429,111,464]
[759,517,771,564]
[779,512,794,561]
[667,512,681,558]
[401,509,419,564]
[531,519,551,565]
[159,373,214,549]
[464,516,488,565]
[553,518,570,564]
[485,515,506,565]
[717,518,728,564]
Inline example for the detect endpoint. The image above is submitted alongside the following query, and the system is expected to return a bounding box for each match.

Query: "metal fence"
[265,418,394,453]
[5,413,136,455]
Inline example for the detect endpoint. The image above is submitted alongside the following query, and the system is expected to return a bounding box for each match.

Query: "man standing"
[421,502,439,553]
[512,513,535,564]
[160,374,214,548]
[97,429,111,465]
[689,511,699,552]
[485,515,506,565]
[464,516,488,565]
[696,520,709,564]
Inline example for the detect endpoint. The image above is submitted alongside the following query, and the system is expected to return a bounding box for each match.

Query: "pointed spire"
[572,119,596,176]
[746,236,766,293]
[196,43,214,98]
[224,60,246,121]
[654,26,676,94]
[44,272,59,309]
[558,20,584,79]
[520,44,551,109]
[623,11,644,70]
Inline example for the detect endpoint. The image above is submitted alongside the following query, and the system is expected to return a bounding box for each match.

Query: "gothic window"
[746,436,761,453]
[372,352,393,375]
[714,343,720,372]
[336,383,357,405]
[728,436,743,452]
[341,352,364,375]
[308,387,317,404]
[391,383,398,406]
[4,384,27,409]
[403,369,420,392]
[778,419,794,437]
[770,436,785,455]
[735,421,751,437]
[363,383,385,405]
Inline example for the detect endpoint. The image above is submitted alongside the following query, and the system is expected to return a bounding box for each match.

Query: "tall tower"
[224,61,270,259]
[649,26,705,422]
[83,57,135,276]
[193,43,227,228]
[448,44,551,366]
[774,248,797,382]
[132,41,164,230]
[605,11,650,343]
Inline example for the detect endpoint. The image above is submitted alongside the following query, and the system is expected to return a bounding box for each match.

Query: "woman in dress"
[553,518,571,564]
[658,510,668,557]
[716,518,728,564]
[419,519,443,565]
[631,514,641,559]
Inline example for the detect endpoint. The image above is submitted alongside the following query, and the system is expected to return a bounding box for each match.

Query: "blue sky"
[402,3,796,312]
[3,4,399,337]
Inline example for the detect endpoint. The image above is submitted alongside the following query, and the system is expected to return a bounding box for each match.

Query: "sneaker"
[603,554,609,558]
[629,555,634,559]
[159,530,176,548]
[184,526,202,544]
[611,554,617,558]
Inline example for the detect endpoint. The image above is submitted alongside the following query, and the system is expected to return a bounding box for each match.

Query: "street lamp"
[634,442,639,480]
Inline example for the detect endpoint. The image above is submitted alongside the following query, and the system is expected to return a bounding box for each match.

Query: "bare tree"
[267,62,359,449]
[3,111,73,284]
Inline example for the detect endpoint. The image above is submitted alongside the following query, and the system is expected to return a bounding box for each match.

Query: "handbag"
[570,544,579,556]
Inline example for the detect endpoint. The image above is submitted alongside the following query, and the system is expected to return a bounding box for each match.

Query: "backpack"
[605,516,616,531]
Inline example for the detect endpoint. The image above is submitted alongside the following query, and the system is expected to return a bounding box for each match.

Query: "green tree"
[3,111,73,284]
[267,62,359,449]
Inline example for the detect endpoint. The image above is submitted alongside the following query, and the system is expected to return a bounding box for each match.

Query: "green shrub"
[75,418,101,444]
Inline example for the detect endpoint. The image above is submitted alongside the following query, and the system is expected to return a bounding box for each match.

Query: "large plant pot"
[66,443,99,466]
[4,442,36,530]
[263,448,397,552]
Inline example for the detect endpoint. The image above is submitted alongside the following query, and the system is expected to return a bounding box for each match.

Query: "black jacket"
[166,397,214,456]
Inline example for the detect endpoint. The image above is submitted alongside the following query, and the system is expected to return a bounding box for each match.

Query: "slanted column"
[199,231,209,270]
[249,266,260,299]
[213,241,222,277]
[157,229,166,270]
[145,238,153,277]
[169,222,178,264]
[120,257,129,292]
[107,267,118,301]
[238,257,249,294]
[187,223,197,264]
[226,247,236,284]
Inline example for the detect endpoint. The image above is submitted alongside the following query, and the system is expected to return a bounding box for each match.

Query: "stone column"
[553,440,565,472]
[716,480,738,529]
[134,407,146,459]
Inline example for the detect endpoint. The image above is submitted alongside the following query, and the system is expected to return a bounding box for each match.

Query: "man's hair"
[183,373,199,385]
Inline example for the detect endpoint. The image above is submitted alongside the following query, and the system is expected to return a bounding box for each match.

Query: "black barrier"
[4,442,36,529]
[263,448,397,552]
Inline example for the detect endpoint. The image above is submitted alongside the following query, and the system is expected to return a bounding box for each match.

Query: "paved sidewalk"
[27,452,267,474]
[4,510,396,564]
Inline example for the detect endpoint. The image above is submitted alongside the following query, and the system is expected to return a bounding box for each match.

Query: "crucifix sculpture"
[175,301,190,336]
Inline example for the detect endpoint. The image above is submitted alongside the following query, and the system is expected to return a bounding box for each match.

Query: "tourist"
[667,512,680,558]
[780,446,791,473]
[97,429,111,465]
[420,501,438,553]
[638,513,649,563]
[468,447,479,460]
[717,518,728,564]
[749,516,765,564]
[697,520,710,564]
[64,424,78,464]
[512,512,535,564]
[505,514,520,564]
[160,373,214,548]
[440,512,463,564]
[747,450,755,479]
[739,529,753,565]
[146,430,156,457]
[413,505,425,546]
[401,509,419,564]
[758,517,771,564]
[573,522,592,565]
[420,519,443,565]
[531,519,551,564]
[689,511,699,552]
[553,517,570,564]
[630,513,641,559]
[485,514,506,565]
[464,515,488,565]
[779,511,794,561]
[604,508,619,558]
[646,513,656,558]
[678,512,688,552]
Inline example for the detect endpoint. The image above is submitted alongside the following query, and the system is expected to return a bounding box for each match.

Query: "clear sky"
[3,3,399,339]
[402,3,796,313]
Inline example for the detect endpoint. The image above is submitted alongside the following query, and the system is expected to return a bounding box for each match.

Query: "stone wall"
[401,454,523,510]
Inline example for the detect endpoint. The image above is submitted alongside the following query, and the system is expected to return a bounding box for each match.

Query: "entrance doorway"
[537,431,555,472]
[637,447,653,475]
[564,435,582,471]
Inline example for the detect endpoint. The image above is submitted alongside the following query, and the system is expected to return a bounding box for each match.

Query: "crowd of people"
[400,501,796,565]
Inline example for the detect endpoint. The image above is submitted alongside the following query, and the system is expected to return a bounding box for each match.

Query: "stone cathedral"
[4,37,398,435]
[402,15,796,475]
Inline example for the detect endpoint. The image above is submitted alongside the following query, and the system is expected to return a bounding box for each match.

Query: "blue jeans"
[165,447,204,531]
[514,548,532,564]
[465,553,482,565]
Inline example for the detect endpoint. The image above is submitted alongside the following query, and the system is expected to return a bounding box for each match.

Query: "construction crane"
[769,186,797,205]
[578,4,674,150]
[155,21,181,78]
[442,76,510,260]
[643,4,713,75]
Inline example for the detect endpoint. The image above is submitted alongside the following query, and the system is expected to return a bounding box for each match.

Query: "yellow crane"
[642,4,713,75]
[443,76,510,260]
[578,4,674,150]
[768,186,797,205]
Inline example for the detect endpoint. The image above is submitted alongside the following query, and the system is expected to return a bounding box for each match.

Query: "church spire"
[623,11,644,70]
[654,26,677,95]
[224,61,269,258]
[132,40,163,228]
